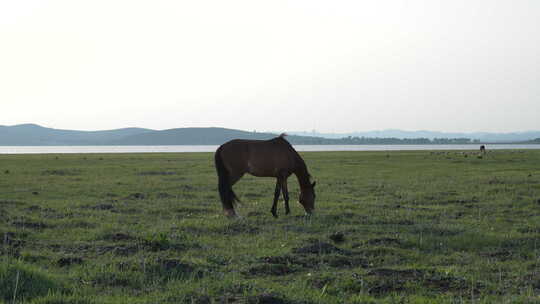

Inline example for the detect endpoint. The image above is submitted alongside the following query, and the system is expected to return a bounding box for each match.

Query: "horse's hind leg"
[281,178,290,215]
[229,170,244,186]
[271,179,281,218]
[223,171,244,217]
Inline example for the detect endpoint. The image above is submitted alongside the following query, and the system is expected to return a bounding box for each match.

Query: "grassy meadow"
[1,150,540,303]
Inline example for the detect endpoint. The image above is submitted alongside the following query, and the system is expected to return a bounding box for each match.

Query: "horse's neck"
[288,149,311,189]
[294,167,311,189]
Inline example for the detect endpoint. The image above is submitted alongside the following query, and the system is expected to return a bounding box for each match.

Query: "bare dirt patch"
[137,171,176,176]
[366,237,402,246]
[365,268,476,296]
[328,232,345,243]
[101,232,135,242]
[91,203,115,210]
[246,263,296,276]
[57,257,84,267]
[42,169,82,176]
[96,245,139,256]
[293,241,348,255]
[260,245,368,272]
[157,192,175,199]
[12,220,50,229]
[126,193,147,200]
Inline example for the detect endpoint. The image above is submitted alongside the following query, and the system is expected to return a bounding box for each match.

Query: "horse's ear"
[311,181,316,188]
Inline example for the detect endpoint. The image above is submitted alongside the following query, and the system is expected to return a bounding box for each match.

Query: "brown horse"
[214,134,316,218]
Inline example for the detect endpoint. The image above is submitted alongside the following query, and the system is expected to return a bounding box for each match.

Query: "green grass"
[1,150,540,303]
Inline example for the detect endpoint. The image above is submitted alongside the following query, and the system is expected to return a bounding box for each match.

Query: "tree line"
[287,135,481,145]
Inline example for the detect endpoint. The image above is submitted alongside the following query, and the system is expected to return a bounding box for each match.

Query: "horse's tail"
[214,147,239,211]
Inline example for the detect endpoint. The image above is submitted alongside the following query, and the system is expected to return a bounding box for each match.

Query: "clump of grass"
[143,232,172,251]
[31,294,96,304]
[0,260,65,302]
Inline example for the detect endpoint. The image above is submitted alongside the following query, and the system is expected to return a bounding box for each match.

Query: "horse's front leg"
[281,178,290,215]
[271,179,281,218]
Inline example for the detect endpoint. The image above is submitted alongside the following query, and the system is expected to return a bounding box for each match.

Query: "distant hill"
[0,124,315,146]
[114,128,279,145]
[0,124,153,145]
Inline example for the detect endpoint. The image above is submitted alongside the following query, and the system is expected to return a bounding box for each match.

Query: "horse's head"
[299,181,316,214]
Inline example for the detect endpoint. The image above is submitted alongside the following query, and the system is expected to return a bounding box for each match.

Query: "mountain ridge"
[0,124,538,146]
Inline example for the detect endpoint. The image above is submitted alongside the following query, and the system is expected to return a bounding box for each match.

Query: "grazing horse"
[480,145,486,154]
[214,134,316,218]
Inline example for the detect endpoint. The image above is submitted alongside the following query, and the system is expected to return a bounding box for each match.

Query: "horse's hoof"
[285,209,290,215]
[271,211,278,218]
[223,209,237,218]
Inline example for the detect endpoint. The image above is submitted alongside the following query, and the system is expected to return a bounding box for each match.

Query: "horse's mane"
[274,133,312,184]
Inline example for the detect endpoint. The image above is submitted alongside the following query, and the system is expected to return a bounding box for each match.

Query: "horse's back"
[217,139,251,172]
[217,138,296,177]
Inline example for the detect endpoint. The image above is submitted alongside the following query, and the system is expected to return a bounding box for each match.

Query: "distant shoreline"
[2,144,540,155]
[0,141,538,147]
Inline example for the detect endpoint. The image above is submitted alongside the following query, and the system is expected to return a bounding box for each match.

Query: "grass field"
[1,150,540,303]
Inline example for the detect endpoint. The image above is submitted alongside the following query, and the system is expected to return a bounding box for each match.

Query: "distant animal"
[480,145,486,154]
[214,134,316,218]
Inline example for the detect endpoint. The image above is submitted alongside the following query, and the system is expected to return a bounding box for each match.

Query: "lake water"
[0,144,539,154]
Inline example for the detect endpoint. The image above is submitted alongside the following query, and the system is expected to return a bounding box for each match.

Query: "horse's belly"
[247,161,293,178]
[247,165,273,177]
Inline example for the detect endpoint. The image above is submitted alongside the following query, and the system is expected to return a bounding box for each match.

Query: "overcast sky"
[1,0,539,133]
